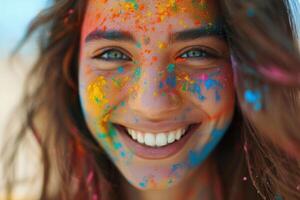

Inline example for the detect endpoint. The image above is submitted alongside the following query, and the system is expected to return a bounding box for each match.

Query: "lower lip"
[116,124,200,160]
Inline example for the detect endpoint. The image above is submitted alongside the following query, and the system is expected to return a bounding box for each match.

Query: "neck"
[122,158,223,200]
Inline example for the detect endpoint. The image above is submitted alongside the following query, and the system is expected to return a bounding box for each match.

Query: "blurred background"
[0,0,299,199]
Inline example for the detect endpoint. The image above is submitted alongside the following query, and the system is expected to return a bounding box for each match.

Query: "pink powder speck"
[198,74,208,81]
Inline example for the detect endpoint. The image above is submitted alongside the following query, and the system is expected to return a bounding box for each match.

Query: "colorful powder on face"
[167,63,175,73]
[134,67,142,80]
[159,81,164,89]
[204,79,222,90]
[190,82,205,101]
[182,81,187,91]
[117,66,125,73]
[188,127,227,168]
[139,177,148,188]
[158,41,167,49]
[87,76,108,105]
[136,41,142,48]
[165,63,177,88]
[126,0,139,10]
[113,141,122,149]
[244,89,262,111]
[166,74,177,88]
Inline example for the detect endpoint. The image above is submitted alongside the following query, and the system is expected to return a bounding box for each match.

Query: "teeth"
[126,127,188,147]
[156,133,167,147]
[144,133,155,147]
[137,132,144,144]
[175,128,185,140]
[167,132,175,143]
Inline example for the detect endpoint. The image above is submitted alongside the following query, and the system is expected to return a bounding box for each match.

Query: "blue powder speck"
[166,74,176,88]
[167,63,175,72]
[117,66,124,73]
[159,81,164,89]
[120,151,126,157]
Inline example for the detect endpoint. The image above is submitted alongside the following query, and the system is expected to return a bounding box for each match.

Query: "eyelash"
[178,48,220,60]
[93,49,132,61]
[93,47,220,62]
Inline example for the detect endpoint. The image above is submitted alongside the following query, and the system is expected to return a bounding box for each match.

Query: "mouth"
[114,123,201,159]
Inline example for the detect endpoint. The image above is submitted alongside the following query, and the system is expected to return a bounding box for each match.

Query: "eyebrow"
[170,24,226,42]
[85,24,226,43]
[85,30,136,43]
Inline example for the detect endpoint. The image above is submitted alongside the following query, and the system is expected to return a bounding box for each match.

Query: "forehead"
[82,0,220,39]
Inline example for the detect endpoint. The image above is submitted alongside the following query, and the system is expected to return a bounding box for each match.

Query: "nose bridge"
[128,56,181,119]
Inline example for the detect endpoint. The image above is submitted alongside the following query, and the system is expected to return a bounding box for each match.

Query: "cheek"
[177,67,234,119]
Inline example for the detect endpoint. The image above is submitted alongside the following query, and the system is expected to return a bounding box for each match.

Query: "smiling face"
[79,0,235,190]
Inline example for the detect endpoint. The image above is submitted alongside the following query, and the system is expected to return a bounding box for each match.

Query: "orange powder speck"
[184,75,195,84]
[139,4,145,11]
[175,57,186,63]
[96,13,101,21]
[144,49,151,54]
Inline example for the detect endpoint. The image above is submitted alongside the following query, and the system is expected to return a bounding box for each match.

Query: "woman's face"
[79,0,235,190]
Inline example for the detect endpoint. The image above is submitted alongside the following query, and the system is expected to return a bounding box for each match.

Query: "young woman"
[2,0,300,199]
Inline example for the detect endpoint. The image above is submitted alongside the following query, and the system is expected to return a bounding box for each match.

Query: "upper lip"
[113,121,201,133]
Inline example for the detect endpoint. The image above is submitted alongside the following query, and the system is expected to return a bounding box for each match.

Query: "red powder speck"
[152,56,158,62]
[175,57,186,63]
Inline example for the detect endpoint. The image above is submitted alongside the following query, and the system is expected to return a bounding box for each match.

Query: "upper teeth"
[126,127,187,147]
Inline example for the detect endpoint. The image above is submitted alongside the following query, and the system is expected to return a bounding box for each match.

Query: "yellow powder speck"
[87,76,108,105]
[158,41,167,49]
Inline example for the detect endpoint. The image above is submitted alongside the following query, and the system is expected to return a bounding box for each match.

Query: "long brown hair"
[2,0,300,199]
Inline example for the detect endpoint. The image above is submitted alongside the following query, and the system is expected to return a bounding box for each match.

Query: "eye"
[178,47,220,60]
[93,49,132,61]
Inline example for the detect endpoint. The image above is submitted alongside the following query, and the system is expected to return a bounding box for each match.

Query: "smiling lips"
[117,123,199,159]
[126,127,188,147]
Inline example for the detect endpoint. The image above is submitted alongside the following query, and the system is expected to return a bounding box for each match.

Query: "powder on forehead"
[82,0,220,39]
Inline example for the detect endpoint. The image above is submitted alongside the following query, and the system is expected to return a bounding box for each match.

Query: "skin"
[79,0,235,199]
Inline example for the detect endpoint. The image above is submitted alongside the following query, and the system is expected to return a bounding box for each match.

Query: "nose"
[128,60,181,121]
